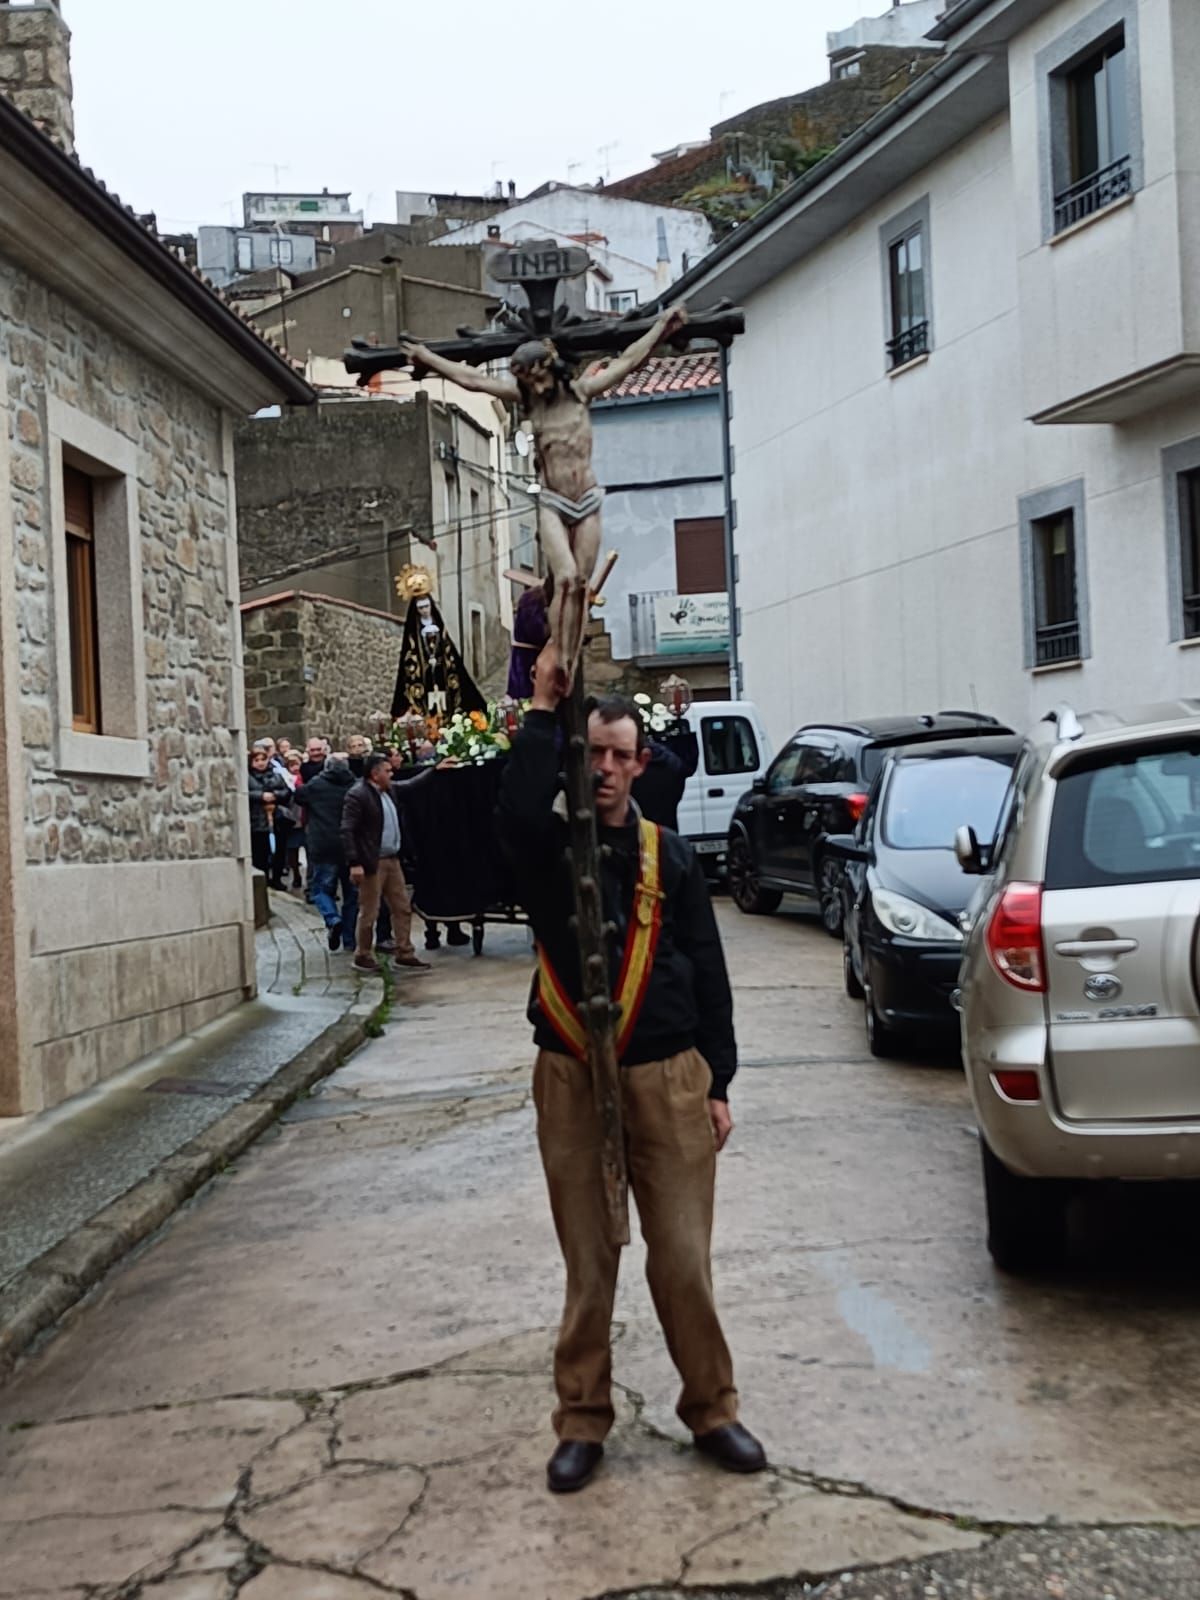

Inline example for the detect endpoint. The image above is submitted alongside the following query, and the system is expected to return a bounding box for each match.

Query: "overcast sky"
[67,0,879,233]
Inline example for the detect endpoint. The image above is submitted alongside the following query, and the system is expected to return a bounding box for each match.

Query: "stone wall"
[0,250,255,1113]
[234,396,430,610]
[0,256,241,870]
[0,1,74,151]
[242,592,405,748]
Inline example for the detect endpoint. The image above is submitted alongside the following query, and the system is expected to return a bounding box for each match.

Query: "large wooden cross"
[345,245,744,1247]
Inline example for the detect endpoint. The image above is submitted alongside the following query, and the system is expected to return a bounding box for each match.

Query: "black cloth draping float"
[398,760,516,922]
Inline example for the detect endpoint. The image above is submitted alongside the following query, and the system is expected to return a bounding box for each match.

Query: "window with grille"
[674,517,726,595]
[1032,511,1082,665]
[887,226,929,369]
[63,465,101,733]
[1043,18,1138,235]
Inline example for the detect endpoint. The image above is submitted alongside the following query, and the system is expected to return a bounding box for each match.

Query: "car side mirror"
[824,832,870,864]
[751,776,766,794]
[954,824,990,875]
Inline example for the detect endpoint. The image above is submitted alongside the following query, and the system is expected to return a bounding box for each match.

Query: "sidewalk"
[0,890,385,1380]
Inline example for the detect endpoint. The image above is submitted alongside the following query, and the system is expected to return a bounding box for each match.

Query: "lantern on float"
[658,673,693,721]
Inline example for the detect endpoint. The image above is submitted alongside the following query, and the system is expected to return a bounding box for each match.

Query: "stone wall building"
[235,392,512,721]
[241,592,404,750]
[0,1,314,1116]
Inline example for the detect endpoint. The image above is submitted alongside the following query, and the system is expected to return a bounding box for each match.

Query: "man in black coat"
[497,641,764,1495]
[341,753,439,974]
[302,754,358,953]
[632,720,700,832]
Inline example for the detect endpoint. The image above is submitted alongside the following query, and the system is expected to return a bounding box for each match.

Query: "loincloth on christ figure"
[538,484,605,528]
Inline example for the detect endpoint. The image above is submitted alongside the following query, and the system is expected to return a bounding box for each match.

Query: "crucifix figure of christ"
[402,302,688,683]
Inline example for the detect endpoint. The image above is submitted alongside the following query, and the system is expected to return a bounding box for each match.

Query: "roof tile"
[602,351,721,399]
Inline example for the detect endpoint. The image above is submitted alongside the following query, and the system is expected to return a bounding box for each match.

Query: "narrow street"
[4,901,1200,1600]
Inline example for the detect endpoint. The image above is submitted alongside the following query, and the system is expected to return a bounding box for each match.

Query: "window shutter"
[674,518,727,595]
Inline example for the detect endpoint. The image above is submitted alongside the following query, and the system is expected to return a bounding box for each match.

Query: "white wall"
[729,107,1200,750]
[430,188,713,299]
[591,392,724,659]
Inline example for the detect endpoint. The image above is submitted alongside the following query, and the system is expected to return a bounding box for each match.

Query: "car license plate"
[693,840,724,855]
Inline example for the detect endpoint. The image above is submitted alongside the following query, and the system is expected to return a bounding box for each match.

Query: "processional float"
[345,241,744,1246]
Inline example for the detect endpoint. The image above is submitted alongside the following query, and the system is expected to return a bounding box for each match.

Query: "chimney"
[0,0,74,152]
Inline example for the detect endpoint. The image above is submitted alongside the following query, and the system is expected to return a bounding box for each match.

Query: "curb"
[0,1008,377,1385]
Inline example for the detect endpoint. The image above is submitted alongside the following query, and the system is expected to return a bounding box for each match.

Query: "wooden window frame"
[47,397,149,780]
[63,465,102,735]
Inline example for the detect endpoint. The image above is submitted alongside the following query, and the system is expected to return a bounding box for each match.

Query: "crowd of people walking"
[247,732,458,974]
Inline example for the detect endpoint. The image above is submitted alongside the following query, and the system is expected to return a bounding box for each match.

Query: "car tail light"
[846,792,869,824]
[985,881,1045,991]
[992,1069,1041,1102]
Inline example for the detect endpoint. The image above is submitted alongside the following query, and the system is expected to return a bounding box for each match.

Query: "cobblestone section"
[242,591,404,748]
[1,256,238,866]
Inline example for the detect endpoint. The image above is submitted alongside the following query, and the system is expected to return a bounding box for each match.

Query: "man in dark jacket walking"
[497,641,764,1495]
[632,722,700,832]
[341,753,436,975]
[302,753,358,952]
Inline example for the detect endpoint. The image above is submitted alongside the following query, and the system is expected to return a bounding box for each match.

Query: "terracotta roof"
[602,351,721,399]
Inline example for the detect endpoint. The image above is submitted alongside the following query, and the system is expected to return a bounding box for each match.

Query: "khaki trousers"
[533,1047,738,1443]
[354,856,415,961]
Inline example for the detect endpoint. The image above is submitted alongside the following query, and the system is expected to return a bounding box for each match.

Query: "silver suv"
[957,700,1200,1272]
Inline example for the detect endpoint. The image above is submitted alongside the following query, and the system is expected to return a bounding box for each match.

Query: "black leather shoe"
[547,1439,604,1493]
[446,923,471,947]
[693,1423,767,1473]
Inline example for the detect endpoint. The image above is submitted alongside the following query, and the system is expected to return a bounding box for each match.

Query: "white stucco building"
[664,0,1200,743]
[429,185,713,315]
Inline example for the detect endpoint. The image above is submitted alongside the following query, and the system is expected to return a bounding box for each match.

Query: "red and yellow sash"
[537,818,664,1062]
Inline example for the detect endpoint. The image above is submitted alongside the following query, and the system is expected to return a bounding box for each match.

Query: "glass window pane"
[1105,40,1129,163]
[1047,744,1200,888]
[1070,55,1102,180]
[881,753,1017,851]
[702,716,759,776]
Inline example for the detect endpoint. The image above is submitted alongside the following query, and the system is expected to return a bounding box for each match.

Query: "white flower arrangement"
[635,699,674,737]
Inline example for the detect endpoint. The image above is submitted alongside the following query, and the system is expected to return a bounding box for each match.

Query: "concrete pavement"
[2,899,1198,1598]
[0,889,382,1377]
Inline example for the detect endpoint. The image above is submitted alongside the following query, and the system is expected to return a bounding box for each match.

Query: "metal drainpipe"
[718,345,741,697]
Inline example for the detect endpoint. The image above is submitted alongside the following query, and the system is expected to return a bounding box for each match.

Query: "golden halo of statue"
[394,563,436,602]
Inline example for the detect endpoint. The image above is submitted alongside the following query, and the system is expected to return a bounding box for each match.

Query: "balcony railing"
[886,320,929,371]
[1035,619,1082,667]
[1053,154,1132,235]
[1183,593,1200,640]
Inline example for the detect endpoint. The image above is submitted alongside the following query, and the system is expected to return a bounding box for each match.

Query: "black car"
[832,734,1022,1056]
[727,713,1011,935]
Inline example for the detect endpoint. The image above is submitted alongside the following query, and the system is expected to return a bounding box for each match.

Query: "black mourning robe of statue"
[391,596,487,720]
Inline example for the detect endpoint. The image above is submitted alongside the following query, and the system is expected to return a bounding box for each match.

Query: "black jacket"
[247,765,288,833]
[302,767,356,864]
[632,728,700,832]
[497,711,737,1099]
[340,770,433,875]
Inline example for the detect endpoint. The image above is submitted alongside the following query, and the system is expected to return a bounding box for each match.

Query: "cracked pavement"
[3,904,1200,1598]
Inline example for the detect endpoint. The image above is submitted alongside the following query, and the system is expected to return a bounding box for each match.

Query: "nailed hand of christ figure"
[398,303,688,685]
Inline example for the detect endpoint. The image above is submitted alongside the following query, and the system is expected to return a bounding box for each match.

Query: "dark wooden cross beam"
[344,302,745,384]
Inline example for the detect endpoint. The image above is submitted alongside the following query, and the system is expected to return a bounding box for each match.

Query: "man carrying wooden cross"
[498,640,765,1494]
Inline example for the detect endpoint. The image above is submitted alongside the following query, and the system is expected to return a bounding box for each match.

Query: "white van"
[677,701,773,870]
